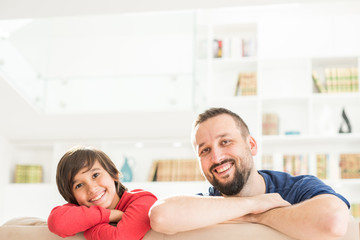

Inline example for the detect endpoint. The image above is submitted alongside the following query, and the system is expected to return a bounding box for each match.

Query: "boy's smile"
[72,161,120,209]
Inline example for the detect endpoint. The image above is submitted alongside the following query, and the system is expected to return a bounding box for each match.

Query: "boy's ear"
[113,172,120,182]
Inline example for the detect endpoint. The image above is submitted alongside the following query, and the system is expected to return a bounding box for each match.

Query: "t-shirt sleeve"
[47,203,111,237]
[197,186,220,196]
[292,176,350,208]
[84,192,157,240]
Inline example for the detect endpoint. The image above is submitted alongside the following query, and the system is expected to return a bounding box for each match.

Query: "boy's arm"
[47,203,111,237]
[149,193,290,235]
[84,193,157,240]
[241,194,350,240]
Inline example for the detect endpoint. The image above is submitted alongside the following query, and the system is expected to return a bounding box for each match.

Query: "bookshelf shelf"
[4,138,198,186]
[262,133,360,143]
[211,57,258,64]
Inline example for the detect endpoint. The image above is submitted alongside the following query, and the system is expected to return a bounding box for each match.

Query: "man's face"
[193,114,256,196]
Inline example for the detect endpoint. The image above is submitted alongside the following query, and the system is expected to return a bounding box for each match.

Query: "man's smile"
[211,160,235,177]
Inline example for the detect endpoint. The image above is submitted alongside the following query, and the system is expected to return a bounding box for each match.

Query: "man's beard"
[209,159,251,196]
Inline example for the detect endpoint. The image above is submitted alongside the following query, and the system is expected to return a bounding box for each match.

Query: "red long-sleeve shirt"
[48,189,157,240]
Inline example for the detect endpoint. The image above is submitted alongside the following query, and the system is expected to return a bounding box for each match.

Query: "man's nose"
[211,146,224,164]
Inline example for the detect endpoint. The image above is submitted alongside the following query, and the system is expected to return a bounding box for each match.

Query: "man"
[149,107,350,240]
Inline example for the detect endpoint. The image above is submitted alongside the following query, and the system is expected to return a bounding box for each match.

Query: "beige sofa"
[0,216,359,240]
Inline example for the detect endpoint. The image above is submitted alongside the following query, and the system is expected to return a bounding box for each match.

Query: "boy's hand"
[109,209,124,223]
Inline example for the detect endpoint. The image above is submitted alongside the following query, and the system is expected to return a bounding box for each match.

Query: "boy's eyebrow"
[81,167,101,174]
[72,167,102,187]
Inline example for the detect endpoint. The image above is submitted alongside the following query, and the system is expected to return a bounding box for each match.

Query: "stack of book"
[212,37,257,59]
[312,68,359,93]
[15,165,43,183]
[261,155,273,170]
[316,154,328,179]
[148,159,205,182]
[351,203,360,219]
[283,155,309,176]
[262,113,279,135]
[339,153,360,179]
[234,72,257,96]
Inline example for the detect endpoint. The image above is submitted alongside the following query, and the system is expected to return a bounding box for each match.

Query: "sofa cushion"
[1,216,358,240]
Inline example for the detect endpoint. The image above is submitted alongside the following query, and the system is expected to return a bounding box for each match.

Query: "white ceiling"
[0,0,356,141]
[0,0,340,19]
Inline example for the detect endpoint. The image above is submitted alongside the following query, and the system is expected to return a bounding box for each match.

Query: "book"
[283,155,308,176]
[235,72,257,96]
[148,159,204,182]
[213,39,222,58]
[262,113,279,135]
[316,154,328,179]
[351,67,359,92]
[242,38,257,57]
[351,203,360,219]
[324,68,333,93]
[339,154,360,179]
[320,67,358,93]
[261,155,273,170]
[312,70,326,93]
[15,165,43,183]
[147,160,158,181]
[155,160,173,181]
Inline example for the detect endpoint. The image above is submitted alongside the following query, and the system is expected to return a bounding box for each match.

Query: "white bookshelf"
[194,8,360,208]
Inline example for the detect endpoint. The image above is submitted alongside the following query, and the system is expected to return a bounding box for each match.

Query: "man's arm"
[149,193,290,235]
[240,194,350,240]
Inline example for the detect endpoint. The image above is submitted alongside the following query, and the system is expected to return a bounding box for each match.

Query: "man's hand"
[223,193,290,224]
[235,194,349,240]
[247,193,290,214]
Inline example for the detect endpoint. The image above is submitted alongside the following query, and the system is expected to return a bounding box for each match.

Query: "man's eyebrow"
[198,134,229,149]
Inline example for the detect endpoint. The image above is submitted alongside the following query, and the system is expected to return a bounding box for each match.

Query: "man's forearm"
[149,193,290,234]
[244,194,349,240]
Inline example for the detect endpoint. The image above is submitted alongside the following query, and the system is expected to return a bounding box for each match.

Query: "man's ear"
[247,136,258,156]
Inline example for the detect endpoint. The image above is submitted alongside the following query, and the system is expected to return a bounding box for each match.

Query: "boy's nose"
[87,182,98,194]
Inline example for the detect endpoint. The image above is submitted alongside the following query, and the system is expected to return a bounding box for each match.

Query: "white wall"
[1,0,360,224]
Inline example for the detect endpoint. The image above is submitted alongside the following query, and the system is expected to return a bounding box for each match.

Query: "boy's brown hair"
[56,146,127,205]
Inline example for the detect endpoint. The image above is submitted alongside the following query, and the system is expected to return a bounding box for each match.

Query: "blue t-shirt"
[199,170,350,208]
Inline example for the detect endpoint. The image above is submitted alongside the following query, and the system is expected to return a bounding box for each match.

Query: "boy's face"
[72,160,120,209]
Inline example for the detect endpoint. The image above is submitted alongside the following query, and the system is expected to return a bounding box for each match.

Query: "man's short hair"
[193,107,250,139]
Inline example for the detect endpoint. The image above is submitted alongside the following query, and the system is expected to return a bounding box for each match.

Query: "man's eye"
[201,148,210,155]
[222,140,230,145]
